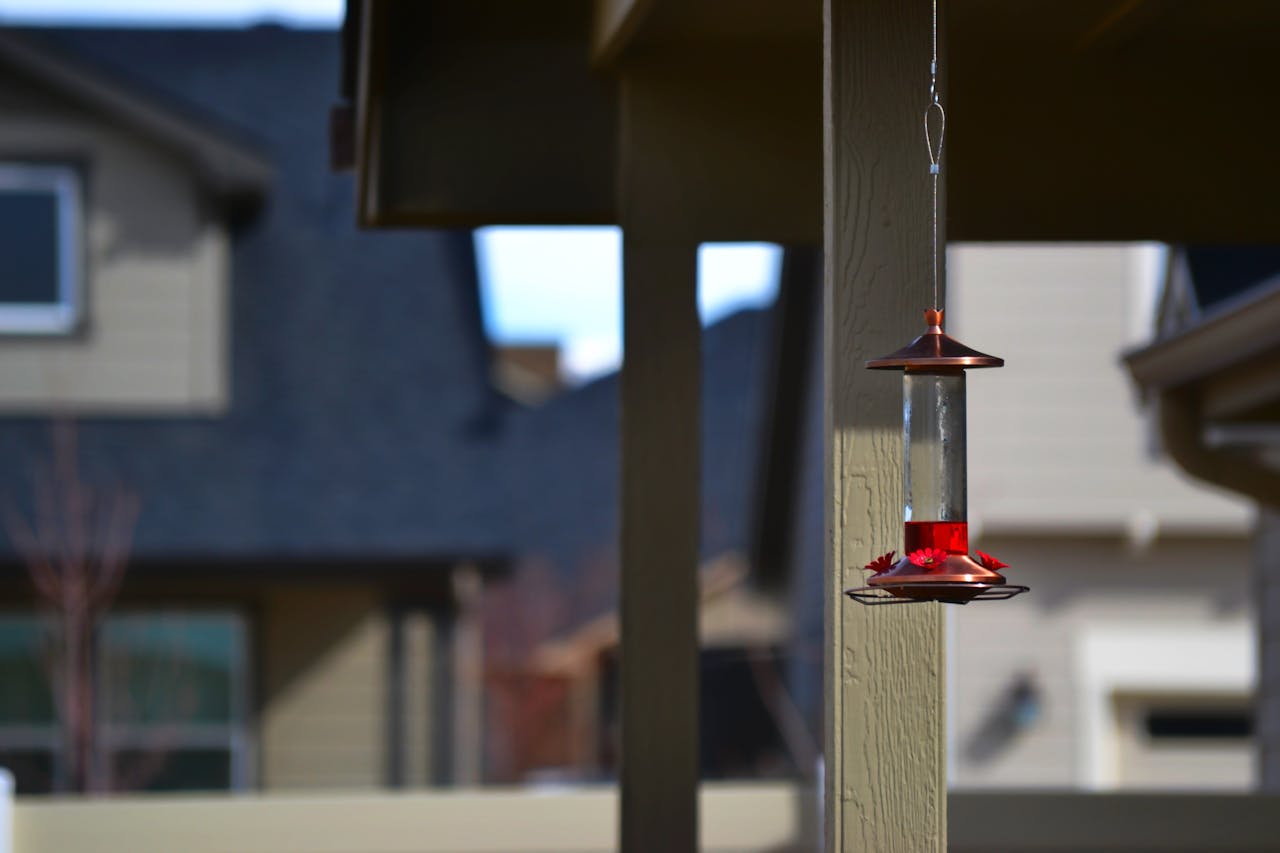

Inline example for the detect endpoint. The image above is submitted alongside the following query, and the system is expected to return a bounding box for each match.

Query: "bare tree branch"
[4,420,141,794]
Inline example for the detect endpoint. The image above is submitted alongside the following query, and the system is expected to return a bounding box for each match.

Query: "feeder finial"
[925,308,943,328]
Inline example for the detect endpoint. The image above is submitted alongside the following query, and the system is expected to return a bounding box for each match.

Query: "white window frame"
[1074,623,1255,789]
[0,163,83,335]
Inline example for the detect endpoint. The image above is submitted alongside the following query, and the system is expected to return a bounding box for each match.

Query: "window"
[0,163,83,334]
[0,615,59,793]
[1145,708,1253,740]
[0,611,249,793]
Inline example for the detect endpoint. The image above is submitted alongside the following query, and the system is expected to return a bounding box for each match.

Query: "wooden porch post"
[824,0,947,850]
[617,63,701,853]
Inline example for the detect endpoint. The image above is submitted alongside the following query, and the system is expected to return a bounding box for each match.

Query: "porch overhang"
[341,0,1280,243]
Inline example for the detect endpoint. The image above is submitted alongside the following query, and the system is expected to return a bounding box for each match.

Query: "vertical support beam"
[428,605,457,785]
[386,605,406,788]
[618,63,701,853]
[1258,507,1280,790]
[618,238,700,850]
[451,564,484,785]
[824,0,947,850]
[401,610,432,787]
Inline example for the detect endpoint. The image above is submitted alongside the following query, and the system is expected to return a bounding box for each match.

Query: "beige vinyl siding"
[259,586,388,790]
[949,244,1252,537]
[0,68,228,413]
[950,535,1253,789]
[945,245,1257,790]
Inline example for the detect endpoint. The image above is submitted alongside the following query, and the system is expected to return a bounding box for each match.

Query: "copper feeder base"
[845,554,1029,605]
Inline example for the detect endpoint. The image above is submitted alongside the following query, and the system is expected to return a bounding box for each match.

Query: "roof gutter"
[1124,267,1280,508]
[1126,277,1280,391]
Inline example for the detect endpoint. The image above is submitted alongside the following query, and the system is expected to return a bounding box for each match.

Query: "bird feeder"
[846,309,1028,605]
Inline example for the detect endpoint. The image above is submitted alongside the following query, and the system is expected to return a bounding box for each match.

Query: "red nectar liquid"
[904,520,968,555]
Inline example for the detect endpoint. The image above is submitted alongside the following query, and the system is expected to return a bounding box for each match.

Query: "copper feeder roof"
[866,309,1003,370]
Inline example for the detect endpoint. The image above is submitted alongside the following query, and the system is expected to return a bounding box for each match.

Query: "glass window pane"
[0,189,59,305]
[0,616,56,725]
[109,748,231,792]
[101,613,243,726]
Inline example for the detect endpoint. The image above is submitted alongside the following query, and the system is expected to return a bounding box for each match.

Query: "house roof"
[1126,248,1280,424]
[1184,247,1280,312]
[0,27,511,566]
[0,28,271,202]
[500,305,777,601]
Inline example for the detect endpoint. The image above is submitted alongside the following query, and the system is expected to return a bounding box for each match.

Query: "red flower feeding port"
[846,309,1029,605]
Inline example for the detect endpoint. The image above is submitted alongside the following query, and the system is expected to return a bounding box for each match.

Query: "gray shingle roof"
[501,307,775,595]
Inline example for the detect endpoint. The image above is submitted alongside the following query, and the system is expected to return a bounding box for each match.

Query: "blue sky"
[0,0,342,25]
[2,0,782,383]
[476,229,780,381]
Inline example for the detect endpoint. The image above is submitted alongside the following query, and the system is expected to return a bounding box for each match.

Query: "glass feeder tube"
[903,368,968,557]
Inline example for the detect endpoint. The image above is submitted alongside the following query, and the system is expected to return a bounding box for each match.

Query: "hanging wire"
[925,0,946,311]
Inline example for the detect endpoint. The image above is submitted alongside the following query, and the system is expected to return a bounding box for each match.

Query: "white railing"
[0,769,12,853]
[9,784,1280,852]
[11,783,814,853]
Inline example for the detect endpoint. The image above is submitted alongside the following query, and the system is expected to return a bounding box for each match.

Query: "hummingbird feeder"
[844,309,1029,606]
[844,0,1026,605]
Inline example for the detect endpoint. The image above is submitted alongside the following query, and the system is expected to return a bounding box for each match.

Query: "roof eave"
[1123,277,1280,393]
[0,29,273,202]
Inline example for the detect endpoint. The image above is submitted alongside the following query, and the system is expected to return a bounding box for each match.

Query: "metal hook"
[925,101,946,174]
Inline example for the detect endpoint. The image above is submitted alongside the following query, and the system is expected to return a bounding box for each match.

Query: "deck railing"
[6,782,1280,852]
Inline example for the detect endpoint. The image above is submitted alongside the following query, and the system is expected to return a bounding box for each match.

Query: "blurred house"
[0,26,511,794]
[1125,246,1280,790]
[947,245,1255,790]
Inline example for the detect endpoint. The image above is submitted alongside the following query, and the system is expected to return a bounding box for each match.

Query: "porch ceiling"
[345,0,1280,240]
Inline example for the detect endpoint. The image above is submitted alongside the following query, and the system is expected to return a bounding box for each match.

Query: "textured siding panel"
[0,70,228,413]
[951,535,1253,789]
[949,244,1252,536]
[260,586,387,790]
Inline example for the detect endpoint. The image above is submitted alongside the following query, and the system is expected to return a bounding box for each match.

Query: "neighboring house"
[947,245,1255,790]
[0,27,510,794]
[1125,246,1280,790]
